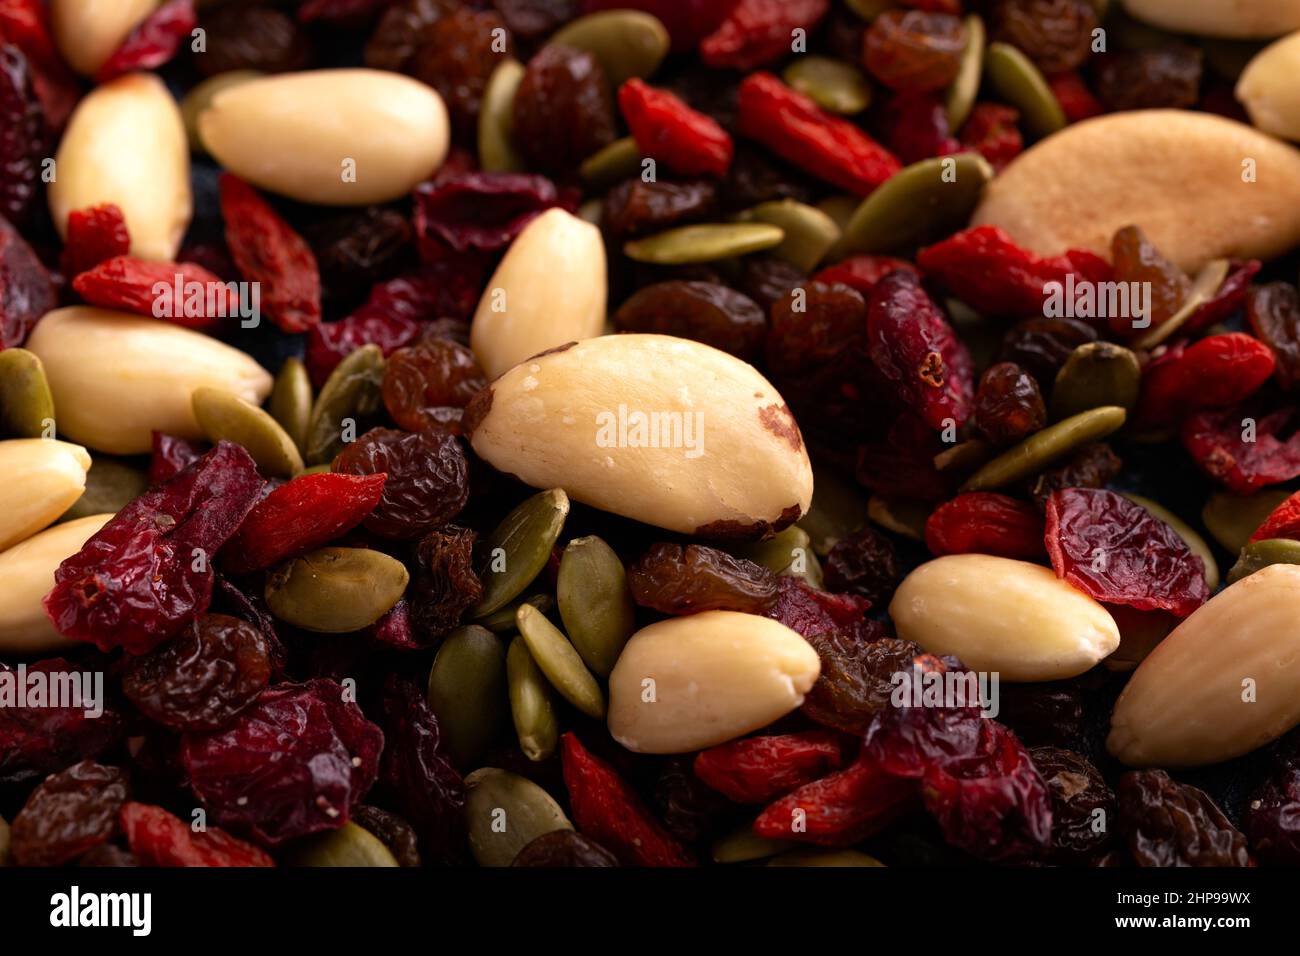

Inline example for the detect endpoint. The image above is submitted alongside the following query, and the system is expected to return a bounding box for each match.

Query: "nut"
[606,610,820,754]
[1119,0,1300,39]
[1108,563,1300,767]
[0,440,93,552]
[0,513,109,654]
[26,307,273,455]
[467,334,814,536]
[1236,31,1300,142]
[50,0,161,76]
[469,209,606,379]
[198,69,450,205]
[889,554,1120,682]
[49,73,191,261]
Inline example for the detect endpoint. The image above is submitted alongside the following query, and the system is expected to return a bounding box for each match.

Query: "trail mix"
[5,0,1300,870]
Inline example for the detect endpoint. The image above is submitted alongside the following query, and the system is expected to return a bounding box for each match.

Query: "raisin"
[120,801,274,866]
[700,0,829,71]
[352,805,423,866]
[306,207,413,307]
[512,44,616,174]
[603,178,717,238]
[1030,746,1115,864]
[491,0,578,40]
[1245,747,1300,865]
[195,4,312,76]
[719,144,814,210]
[822,525,901,604]
[765,576,880,645]
[997,682,1085,748]
[619,78,734,179]
[1092,47,1203,112]
[382,338,488,435]
[332,427,469,540]
[298,0,392,26]
[60,204,131,279]
[973,362,1047,445]
[1117,769,1250,867]
[862,9,967,93]
[9,761,130,866]
[0,212,57,348]
[991,0,1097,74]
[1182,404,1300,494]
[1248,282,1300,391]
[1135,334,1275,427]
[653,757,733,844]
[1109,224,1189,335]
[628,542,779,615]
[415,172,565,254]
[409,525,483,641]
[213,574,287,676]
[413,8,513,137]
[95,0,196,81]
[1026,441,1121,508]
[364,0,451,72]
[802,634,919,735]
[0,44,43,225]
[513,830,619,866]
[737,255,805,314]
[613,281,765,360]
[998,316,1098,385]
[925,492,1047,560]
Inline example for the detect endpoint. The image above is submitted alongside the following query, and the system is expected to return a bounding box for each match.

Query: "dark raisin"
[1247,282,1300,391]
[974,361,1047,445]
[365,0,452,72]
[512,44,616,174]
[195,5,312,76]
[862,9,967,93]
[603,178,717,239]
[1117,769,1250,867]
[991,0,1098,74]
[10,761,131,866]
[78,844,141,867]
[628,542,779,614]
[409,525,483,641]
[306,207,413,307]
[997,682,1085,748]
[0,45,44,225]
[1030,746,1115,864]
[653,757,732,845]
[352,805,423,866]
[512,829,619,866]
[413,8,514,137]
[1091,47,1203,112]
[332,427,469,539]
[998,316,1098,386]
[613,281,765,360]
[0,213,58,349]
[803,634,922,735]
[382,339,488,435]
[718,145,814,210]
[491,0,578,40]
[1026,441,1122,508]
[737,255,806,314]
[822,525,900,606]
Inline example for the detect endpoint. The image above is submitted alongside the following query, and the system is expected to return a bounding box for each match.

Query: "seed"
[0,513,111,655]
[516,603,605,720]
[711,823,794,863]
[1129,259,1231,350]
[304,344,384,465]
[1108,563,1300,767]
[469,208,606,379]
[734,200,841,273]
[474,593,554,634]
[800,464,871,555]
[464,767,572,868]
[550,11,670,87]
[731,525,823,588]
[580,136,641,190]
[264,546,408,633]
[469,488,570,618]
[0,348,54,439]
[767,849,886,867]
[983,42,1065,139]
[889,554,1121,681]
[1121,0,1300,40]
[25,307,273,455]
[467,334,814,537]
[1227,538,1300,585]
[285,821,399,868]
[607,611,820,754]
[782,56,872,115]
[866,496,929,543]
[946,14,986,129]
[1237,32,1300,140]
[181,71,261,154]
[426,625,508,769]
[933,438,993,474]
[1202,488,1290,552]
[59,458,148,524]
[556,536,635,678]
[1050,342,1141,420]
[624,223,785,265]
[192,387,304,478]
[269,357,312,457]
[198,69,450,205]
[506,635,559,762]
[478,59,526,173]
[960,405,1127,492]
[0,439,92,552]
[49,73,191,261]
[1121,493,1220,591]
[50,0,159,76]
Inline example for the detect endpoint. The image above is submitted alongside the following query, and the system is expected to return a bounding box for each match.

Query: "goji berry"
[0,210,56,348]
[925,492,1047,559]
[95,0,197,82]
[1182,404,1300,495]
[60,204,131,278]
[1250,490,1300,543]
[700,0,829,71]
[811,254,917,296]
[1047,70,1103,123]
[694,731,847,804]
[959,102,1023,171]
[148,431,207,485]
[619,78,733,178]
[72,256,242,331]
[120,802,275,866]
[1135,333,1275,428]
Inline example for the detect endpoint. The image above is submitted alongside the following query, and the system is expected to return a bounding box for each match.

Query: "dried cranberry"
[1182,404,1300,494]
[925,492,1047,560]
[959,102,1023,171]
[812,255,917,297]
[0,212,56,348]
[196,4,312,75]
[9,761,130,866]
[512,44,616,174]
[352,804,423,866]
[409,525,483,641]
[700,0,829,70]
[415,173,566,256]
[60,204,131,279]
[95,0,196,82]
[878,90,960,164]
[603,178,717,238]
[1030,746,1115,864]
[1117,769,1250,867]
[1092,47,1203,112]
[148,432,206,485]
[862,9,967,92]
[765,575,879,644]
[331,427,469,539]
[1047,69,1103,122]
[512,829,619,866]
[856,414,955,502]
[1183,259,1260,337]
[1248,282,1300,391]
[991,0,1097,74]
[413,8,513,137]
[613,280,765,360]
[619,78,733,178]
[822,525,901,605]
[1136,334,1275,427]
[382,338,488,435]
[0,44,43,225]
[1026,441,1121,508]
[584,0,733,52]
[297,0,392,26]
[120,801,274,866]
[628,542,778,614]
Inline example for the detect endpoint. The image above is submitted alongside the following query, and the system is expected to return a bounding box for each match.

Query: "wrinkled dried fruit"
[1248,282,1300,391]
[120,801,274,866]
[60,204,131,279]
[332,427,468,539]
[1109,224,1190,335]
[413,7,512,137]
[959,102,1023,172]
[1030,746,1114,864]
[10,761,130,866]
[821,526,900,605]
[765,575,879,645]
[925,492,1046,560]
[999,317,1098,386]
[1092,47,1203,113]
[1136,333,1275,427]
[410,525,482,642]
[72,256,241,331]
[0,45,44,225]
[700,0,828,71]
[352,804,422,866]
[613,280,765,360]
[1026,440,1121,508]
[1117,769,1249,867]
[603,177,716,239]
[0,212,57,349]
[974,362,1046,446]
[629,542,778,615]
[801,633,919,735]
[1182,404,1300,495]
[381,338,487,435]
[512,829,619,867]
[95,0,197,82]
[512,44,616,174]
[695,731,845,804]
[991,0,1096,74]
[862,9,967,93]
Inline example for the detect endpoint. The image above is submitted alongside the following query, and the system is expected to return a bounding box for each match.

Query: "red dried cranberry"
[700,0,829,71]
[1182,404,1300,494]
[0,212,56,348]
[764,576,879,644]
[878,90,960,164]
[415,173,566,254]
[925,492,1046,560]
[60,204,131,279]
[1135,333,1275,427]
[812,255,917,297]
[148,432,206,485]
[0,44,43,225]
[95,0,196,82]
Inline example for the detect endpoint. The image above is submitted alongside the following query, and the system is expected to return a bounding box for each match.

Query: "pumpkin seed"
[1227,538,1300,585]
[427,625,508,769]
[711,822,794,863]
[933,437,993,474]
[192,386,304,478]
[183,70,261,154]
[945,14,985,130]
[1051,342,1141,420]
[1129,259,1231,350]
[624,223,784,264]
[767,848,886,867]
[506,635,558,762]
[59,457,148,523]
[984,42,1065,138]
[265,546,408,633]
[734,200,841,273]
[269,356,312,456]
[1120,493,1220,591]
[305,344,384,465]
[464,767,572,868]
[732,524,823,588]
[782,56,871,114]
[816,195,858,232]
[478,58,526,173]
[839,153,993,255]
[550,10,670,87]
[1202,489,1290,553]
[866,496,930,542]
[556,535,635,677]
[469,488,570,617]
[475,592,553,633]
[580,136,640,190]
[516,602,605,719]
[800,463,871,555]
[960,406,1127,492]
[0,348,54,439]
[286,821,399,867]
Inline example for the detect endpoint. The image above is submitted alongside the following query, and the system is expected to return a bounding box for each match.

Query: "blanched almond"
[0,439,92,552]
[467,334,813,537]
[49,73,191,261]
[198,69,450,205]
[607,611,820,753]
[469,208,606,378]
[1120,0,1300,39]
[51,0,161,76]
[1236,31,1300,141]
[1108,563,1300,767]
[26,307,273,455]
[889,554,1120,682]
[0,514,111,654]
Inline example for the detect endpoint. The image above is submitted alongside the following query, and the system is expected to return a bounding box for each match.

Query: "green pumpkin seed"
[782,56,871,115]
[624,223,784,265]
[193,386,304,478]
[961,406,1127,492]
[0,348,54,439]
[478,58,526,173]
[984,42,1065,138]
[800,463,871,555]
[427,626,508,769]
[556,535,635,677]
[732,525,823,588]
[1120,493,1220,592]
[1051,342,1141,420]
[265,546,408,633]
[270,356,312,456]
[767,849,886,867]
[285,821,399,867]
[945,14,985,130]
[60,457,148,523]
[734,200,841,273]
[305,344,384,465]
[516,602,605,719]
[506,636,558,762]
[551,10,670,87]
[469,488,570,617]
[839,153,993,255]
[866,496,930,542]
[933,438,993,474]
[580,136,641,190]
[711,823,794,863]
[1202,488,1290,554]
[1129,259,1231,350]
[184,70,261,154]
[816,195,858,232]
[464,767,572,867]
[476,593,554,633]
[1228,538,1300,585]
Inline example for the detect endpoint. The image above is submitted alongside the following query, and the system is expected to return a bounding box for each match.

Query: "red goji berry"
[72,256,242,331]
[925,492,1046,560]
[959,102,1023,171]
[694,731,847,804]
[560,733,694,867]
[95,0,197,82]
[60,204,131,278]
[1251,490,1300,543]
[1135,333,1275,428]
[737,72,901,197]
[811,255,918,296]
[120,801,274,867]
[700,0,829,71]
[619,78,733,178]
[1182,404,1300,495]
[1046,70,1103,123]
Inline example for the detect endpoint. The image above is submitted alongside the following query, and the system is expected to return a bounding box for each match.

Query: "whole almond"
[1109,563,1300,767]
[469,209,606,379]
[0,513,111,654]
[889,554,1120,682]
[467,334,813,537]
[1120,0,1300,39]
[198,69,450,205]
[51,0,161,76]
[49,73,191,261]
[26,307,273,455]
[607,611,820,753]
[1236,31,1300,141]
[0,439,92,552]
[971,110,1300,272]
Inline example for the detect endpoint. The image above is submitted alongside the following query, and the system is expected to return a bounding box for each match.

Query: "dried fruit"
[998,316,1098,386]
[352,805,422,867]
[628,542,778,615]
[332,427,468,539]
[1109,224,1190,335]
[414,172,564,254]
[798,633,914,734]
[619,78,733,178]
[613,280,765,360]
[512,44,616,174]
[413,7,512,137]
[120,801,273,867]
[821,526,900,604]
[1247,282,1300,391]
[959,102,1023,172]
[0,44,43,225]
[1025,440,1121,508]
[1182,404,1300,494]
[60,204,131,279]
[95,0,196,82]
[1092,47,1203,112]
[1029,746,1113,864]
[765,575,877,644]
[195,4,311,76]
[694,731,845,804]
[862,9,967,93]
[1116,769,1249,867]
[973,362,1046,445]
[603,178,717,238]
[925,492,1046,560]
[0,212,56,349]
[9,761,130,866]
[700,0,828,71]
[991,0,1096,74]
[72,256,240,331]
[1136,333,1275,427]
[512,829,619,867]
[1246,751,1300,865]
[307,207,413,307]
